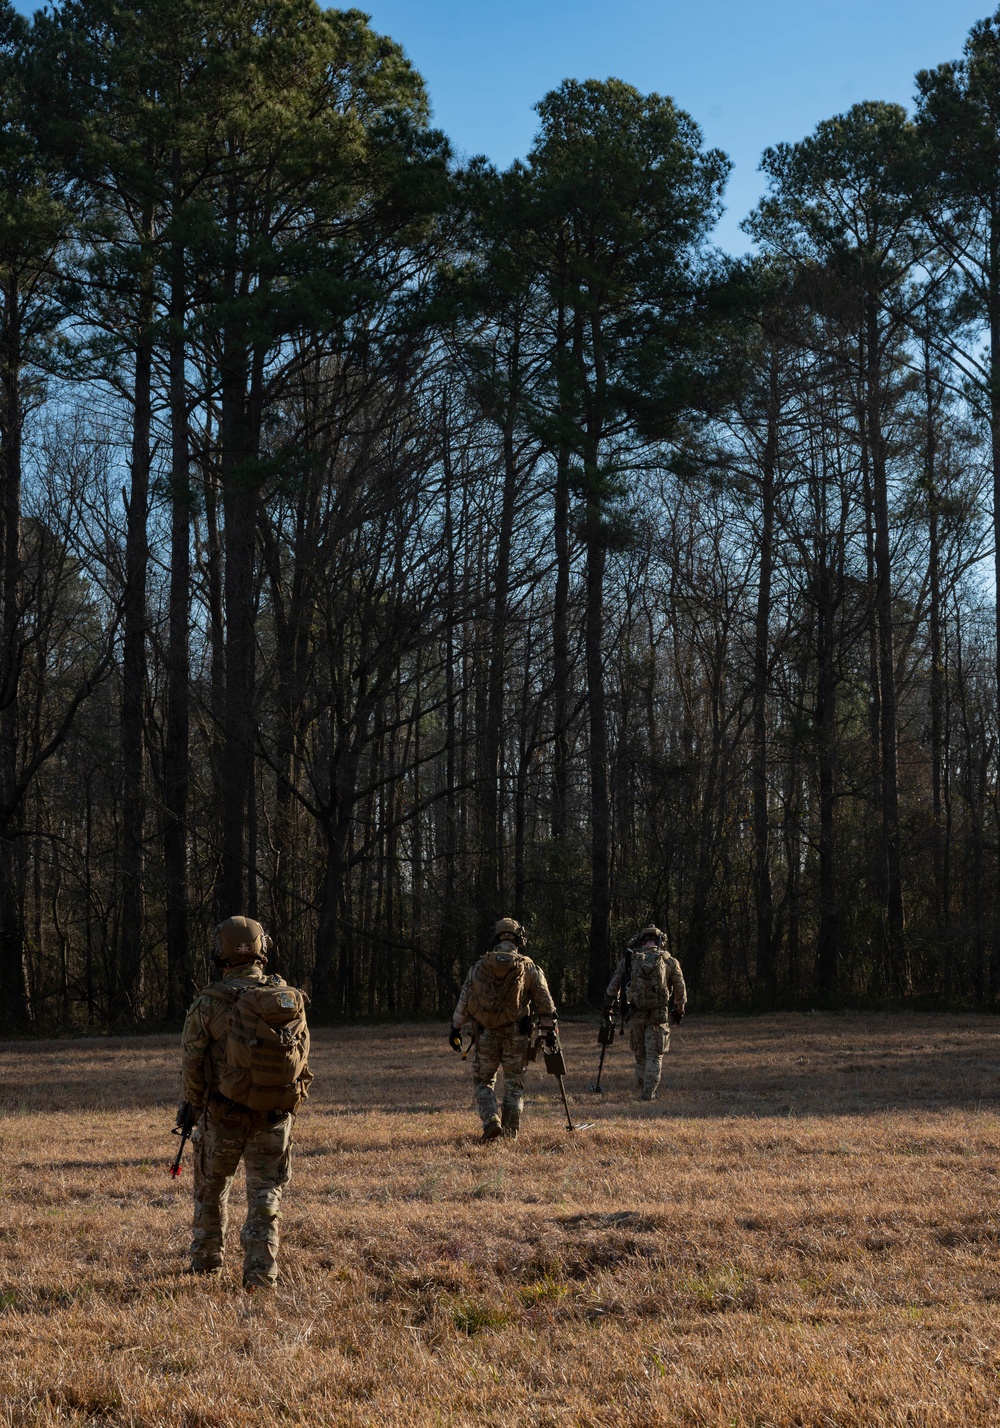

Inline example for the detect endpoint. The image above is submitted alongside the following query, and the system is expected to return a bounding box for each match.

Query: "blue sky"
[13,0,995,251]
[358,0,993,252]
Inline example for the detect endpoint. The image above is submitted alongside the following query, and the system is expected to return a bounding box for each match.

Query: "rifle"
[170,1101,197,1178]
[541,1030,592,1132]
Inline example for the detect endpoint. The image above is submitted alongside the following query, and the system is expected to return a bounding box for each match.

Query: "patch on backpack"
[276,992,297,1009]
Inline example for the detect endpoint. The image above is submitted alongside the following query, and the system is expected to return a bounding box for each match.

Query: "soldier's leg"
[629,1015,647,1092]
[641,1023,667,1100]
[473,1029,503,1134]
[241,1113,293,1289]
[500,1030,530,1136]
[190,1109,246,1272]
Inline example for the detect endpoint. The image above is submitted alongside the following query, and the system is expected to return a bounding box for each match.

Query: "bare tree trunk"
[120,218,154,1017]
[865,298,908,994]
[989,211,1000,999]
[551,293,572,842]
[751,360,778,1001]
[477,388,519,935]
[164,216,191,1018]
[0,271,26,1028]
[218,328,253,915]
[585,513,611,1002]
[816,540,839,1001]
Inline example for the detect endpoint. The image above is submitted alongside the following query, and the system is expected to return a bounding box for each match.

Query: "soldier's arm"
[180,998,213,1109]
[452,968,475,1028]
[668,957,687,1011]
[605,955,628,1004]
[527,963,557,1027]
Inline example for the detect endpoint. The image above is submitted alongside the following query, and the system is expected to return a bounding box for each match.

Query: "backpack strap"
[200,983,241,1006]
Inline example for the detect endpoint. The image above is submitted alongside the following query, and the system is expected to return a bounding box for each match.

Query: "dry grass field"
[2,1012,1000,1426]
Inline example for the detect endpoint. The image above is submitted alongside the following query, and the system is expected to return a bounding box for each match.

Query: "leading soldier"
[178,916,312,1290]
[605,923,686,1101]
[450,917,557,1141]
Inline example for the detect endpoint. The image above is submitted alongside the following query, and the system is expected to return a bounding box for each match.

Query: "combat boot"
[481,1116,503,1143]
[501,1105,520,1141]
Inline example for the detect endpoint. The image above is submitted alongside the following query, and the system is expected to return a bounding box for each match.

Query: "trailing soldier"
[179,916,312,1290]
[604,924,686,1101]
[450,917,557,1141]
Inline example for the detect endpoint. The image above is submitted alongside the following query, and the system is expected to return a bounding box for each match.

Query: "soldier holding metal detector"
[450,917,559,1141]
[600,924,686,1101]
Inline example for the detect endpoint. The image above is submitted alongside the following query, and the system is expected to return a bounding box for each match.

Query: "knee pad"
[254,1188,282,1223]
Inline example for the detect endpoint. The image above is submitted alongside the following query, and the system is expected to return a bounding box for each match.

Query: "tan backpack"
[627,948,669,1013]
[204,978,312,1113]
[465,955,530,1028]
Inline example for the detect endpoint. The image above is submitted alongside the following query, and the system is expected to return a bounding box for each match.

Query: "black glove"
[544,1027,557,1050]
[671,1006,685,1026]
[174,1100,196,1133]
[448,1025,463,1052]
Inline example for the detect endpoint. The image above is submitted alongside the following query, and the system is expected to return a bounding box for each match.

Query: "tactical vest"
[202,975,312,1113]
[626,948,670,1013]
[465,955,531,1029]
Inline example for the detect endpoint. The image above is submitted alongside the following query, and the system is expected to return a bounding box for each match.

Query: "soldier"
[605,924,686,1101]
[178,916,312,1290]
[450,917,557,1142]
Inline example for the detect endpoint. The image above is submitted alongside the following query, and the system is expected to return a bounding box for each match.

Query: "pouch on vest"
[626,950,668,1013]
[204,981,312,1113]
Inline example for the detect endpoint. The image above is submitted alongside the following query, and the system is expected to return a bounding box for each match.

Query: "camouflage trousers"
[472,1023,531,1130]
[190,1103,292,1286]
[628,1010,669,1099]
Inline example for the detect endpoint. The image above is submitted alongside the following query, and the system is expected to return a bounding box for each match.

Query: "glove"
[671,1006,685,1026]
[544,1027,557,1050]
[448,1025,463,1052]
[175,1100,192,1128]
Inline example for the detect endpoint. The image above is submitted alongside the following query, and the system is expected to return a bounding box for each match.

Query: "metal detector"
[543,1037,593,1131]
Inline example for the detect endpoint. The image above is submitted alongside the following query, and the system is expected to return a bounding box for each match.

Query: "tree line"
[3,0,1000,1030]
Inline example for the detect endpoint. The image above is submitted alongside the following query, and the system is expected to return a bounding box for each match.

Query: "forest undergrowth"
[1,1013,1000,1427]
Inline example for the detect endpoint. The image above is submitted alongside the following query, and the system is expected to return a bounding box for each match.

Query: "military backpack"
[465,954,530,1028]
[203,976,312,1114]
[626,948,670,1013]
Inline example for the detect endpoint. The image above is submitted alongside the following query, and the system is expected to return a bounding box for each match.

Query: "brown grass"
[2,1011,1000,1426]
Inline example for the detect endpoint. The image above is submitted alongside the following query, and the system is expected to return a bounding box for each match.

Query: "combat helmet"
[212,915,270,967]
[490,917,526,947]
[485,916,526,978]
[630,923,665,949]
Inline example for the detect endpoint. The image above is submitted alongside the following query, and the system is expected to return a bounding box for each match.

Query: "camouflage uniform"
[181,933,306,1290]
[452,921,557,1140]
[606,926,686,1101]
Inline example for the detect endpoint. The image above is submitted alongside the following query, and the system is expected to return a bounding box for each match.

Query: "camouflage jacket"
[453,954,556,1031]
[606,949,686,1018]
